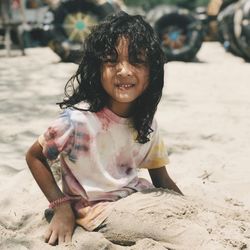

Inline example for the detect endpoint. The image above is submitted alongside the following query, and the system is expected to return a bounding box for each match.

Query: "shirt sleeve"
[138,119,169,169]
[38,109,74,161]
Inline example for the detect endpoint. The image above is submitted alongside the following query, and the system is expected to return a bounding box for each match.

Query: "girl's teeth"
[117,84,134,88]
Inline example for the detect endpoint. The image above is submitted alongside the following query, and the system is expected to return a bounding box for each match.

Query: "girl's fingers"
[48,231,58,245]
[65,233,72,243]
[44,229,52,243]
[45,229,70,245]
[58,234,65,245]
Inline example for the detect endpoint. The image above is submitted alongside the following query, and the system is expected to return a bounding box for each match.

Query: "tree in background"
[123,0,210,10]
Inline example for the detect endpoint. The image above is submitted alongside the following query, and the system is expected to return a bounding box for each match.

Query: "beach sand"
[0,42,249,249]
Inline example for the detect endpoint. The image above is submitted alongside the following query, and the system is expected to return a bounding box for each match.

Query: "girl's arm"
[148,166,183,195]
[26,141,75,245]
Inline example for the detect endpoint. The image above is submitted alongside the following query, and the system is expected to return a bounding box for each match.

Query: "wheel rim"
[161,26,186,49]
[63,12,98,43]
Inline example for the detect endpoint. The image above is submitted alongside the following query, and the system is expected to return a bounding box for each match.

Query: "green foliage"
[124,0,210,10]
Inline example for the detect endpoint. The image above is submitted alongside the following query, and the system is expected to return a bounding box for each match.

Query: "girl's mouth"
[115,83,135,90]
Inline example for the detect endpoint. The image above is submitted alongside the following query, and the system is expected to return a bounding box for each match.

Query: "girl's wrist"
[49,196,71,209]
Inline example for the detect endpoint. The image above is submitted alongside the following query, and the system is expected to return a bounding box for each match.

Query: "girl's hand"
[148,166,183,195]
[44,203,75,245]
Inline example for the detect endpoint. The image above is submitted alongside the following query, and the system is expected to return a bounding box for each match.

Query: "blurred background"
[0,0,249,63]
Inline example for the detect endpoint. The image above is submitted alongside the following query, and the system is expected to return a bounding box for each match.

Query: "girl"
[26,11,184,246]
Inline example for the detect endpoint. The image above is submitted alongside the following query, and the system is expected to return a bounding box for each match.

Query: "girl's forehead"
[115,36,147,55]
[115,37,129,51]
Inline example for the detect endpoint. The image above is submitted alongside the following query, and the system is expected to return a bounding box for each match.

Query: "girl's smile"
[114,83,136,90]
[101,37,149,117]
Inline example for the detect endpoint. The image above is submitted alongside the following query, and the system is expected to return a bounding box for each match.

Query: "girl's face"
[101,37,149,117]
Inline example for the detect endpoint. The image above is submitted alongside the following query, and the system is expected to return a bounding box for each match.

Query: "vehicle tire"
[233,0,250,61]
[146,5,204,62]
[217,0,250,61]
[217,2,245,58]
[45,0,117,63]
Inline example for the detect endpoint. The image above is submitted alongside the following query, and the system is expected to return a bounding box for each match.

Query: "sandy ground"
[0,42,250,249]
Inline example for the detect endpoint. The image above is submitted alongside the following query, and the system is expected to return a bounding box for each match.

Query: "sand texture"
[0,42,250,249]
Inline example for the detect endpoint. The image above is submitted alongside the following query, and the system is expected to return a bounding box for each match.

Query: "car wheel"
[146,5,204,62]
[45,0,117,63]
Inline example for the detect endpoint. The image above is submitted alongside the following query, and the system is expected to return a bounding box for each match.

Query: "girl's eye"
[131,59,147,66]
[130,54,148,66]
[106,59,117,64]
[103,58,117,65]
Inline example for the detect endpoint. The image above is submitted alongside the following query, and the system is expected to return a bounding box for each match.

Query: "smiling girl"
[26,11,183,246]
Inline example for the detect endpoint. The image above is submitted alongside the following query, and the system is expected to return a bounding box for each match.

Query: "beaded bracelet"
[49,196,71,209]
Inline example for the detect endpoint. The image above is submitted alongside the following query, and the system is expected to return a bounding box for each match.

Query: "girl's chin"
[114,96,136,103]
[115,90,137,100]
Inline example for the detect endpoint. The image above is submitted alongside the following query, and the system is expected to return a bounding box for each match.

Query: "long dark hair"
[58,11,166,143]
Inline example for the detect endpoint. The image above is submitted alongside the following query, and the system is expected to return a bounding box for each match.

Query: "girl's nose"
[117,62,132,77]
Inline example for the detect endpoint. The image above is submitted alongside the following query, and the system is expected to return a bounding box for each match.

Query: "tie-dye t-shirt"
[38,107,169,231]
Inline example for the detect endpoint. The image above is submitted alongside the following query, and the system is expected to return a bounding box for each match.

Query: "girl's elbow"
[25,147,35,169]
[25,141,44,167]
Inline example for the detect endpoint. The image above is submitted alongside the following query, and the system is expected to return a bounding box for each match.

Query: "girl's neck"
[107,102,133,118]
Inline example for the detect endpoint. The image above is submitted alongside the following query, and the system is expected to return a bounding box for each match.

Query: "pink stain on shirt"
[96,111,113,131]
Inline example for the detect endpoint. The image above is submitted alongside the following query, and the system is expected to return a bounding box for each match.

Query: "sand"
[0,42,249,249]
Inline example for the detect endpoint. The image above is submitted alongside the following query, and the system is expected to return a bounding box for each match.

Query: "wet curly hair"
[58,11,166,143]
